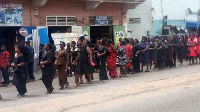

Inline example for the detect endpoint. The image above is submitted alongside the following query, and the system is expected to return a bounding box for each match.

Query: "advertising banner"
[51,33,82,50]
[113,25,125,45]
[82,26,90,40]
[0,3,22,26]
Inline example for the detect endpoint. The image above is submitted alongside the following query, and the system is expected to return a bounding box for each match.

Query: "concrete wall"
[127,0,152,40]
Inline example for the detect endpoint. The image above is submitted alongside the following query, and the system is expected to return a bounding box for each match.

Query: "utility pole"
[196,0,200,33]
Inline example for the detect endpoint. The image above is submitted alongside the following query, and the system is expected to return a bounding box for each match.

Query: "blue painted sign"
[0,3,22,26]
[0,11,5,23]
[95,16,108,26]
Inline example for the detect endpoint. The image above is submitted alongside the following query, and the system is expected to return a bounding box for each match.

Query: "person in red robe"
[187,35,197,65]
[106,39,118,78]
[124,38,132,73]
[196,36,200,63]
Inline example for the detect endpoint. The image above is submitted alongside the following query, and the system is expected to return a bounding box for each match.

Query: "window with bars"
[46,16,76,26]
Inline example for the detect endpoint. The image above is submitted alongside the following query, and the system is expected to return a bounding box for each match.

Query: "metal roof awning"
[186,21,200,28]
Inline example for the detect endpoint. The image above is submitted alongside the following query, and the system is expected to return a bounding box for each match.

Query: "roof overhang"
[83,0,145,12]
[33,0,48,7]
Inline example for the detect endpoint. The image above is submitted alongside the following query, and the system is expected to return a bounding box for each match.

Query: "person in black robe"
[11,45,27,98]
[40,43,54,94]
[171,35,179,67]
[94,40,100,72]
[149,37,158,70]
[97,38,108,80]
[132,39,140,73]
[77,36,94,83]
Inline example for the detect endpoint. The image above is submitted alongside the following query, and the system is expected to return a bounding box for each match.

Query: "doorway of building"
[0,27,19,60]
[90,26,113,43]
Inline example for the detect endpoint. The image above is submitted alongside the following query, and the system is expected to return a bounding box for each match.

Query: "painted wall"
[39,0,125,26]
[127,0,152,39]
[152,0,200,20]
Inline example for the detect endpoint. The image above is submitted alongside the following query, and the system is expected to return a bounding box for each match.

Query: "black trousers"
[99,57,108,80]
[173,51,177,66]
[42,69,53,92]
[0,67,9,84]
[28,62,35,79]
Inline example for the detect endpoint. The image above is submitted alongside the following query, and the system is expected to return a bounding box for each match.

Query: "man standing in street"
[26,41,35,82]
[0,45,10,87]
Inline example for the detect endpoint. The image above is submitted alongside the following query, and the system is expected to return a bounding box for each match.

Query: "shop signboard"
[0,3,22,26]
[113,25,125,45]
[95,16,108,26]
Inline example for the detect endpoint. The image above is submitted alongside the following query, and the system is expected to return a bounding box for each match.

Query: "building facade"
[127,0,200,39]
[0,0,145,45]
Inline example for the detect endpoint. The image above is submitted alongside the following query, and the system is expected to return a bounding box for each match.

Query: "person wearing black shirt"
[40,43,54,94]
[11,45,27,98]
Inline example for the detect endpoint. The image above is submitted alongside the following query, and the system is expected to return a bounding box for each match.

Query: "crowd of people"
[0,32,200,98]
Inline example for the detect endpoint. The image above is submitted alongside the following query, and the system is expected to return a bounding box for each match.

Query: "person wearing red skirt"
[196,37,200,63]
[106,40,118,78]
[187,36,197,65]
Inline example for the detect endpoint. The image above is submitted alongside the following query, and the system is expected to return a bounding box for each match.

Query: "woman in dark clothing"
[97,38,108,80]
[162,37,168,68]
[136,37,150,72]
[77,36,94,83]
[11,45,27,98]
[156,37,164,69]
[71,41,81,87]
[177,38,185,66]
[132,39,140,73]
[166,37,173,67]
[94,40,100,72]
[40,43,54,94]
[149,37,158,70]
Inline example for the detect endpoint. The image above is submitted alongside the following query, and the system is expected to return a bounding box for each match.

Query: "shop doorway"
[90,26,113,43]
[0,27,19,59]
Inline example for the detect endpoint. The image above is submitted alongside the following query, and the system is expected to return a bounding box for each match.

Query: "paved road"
[1,64,200,112]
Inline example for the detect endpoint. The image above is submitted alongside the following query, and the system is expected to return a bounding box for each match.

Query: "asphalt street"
[1,63,200,112]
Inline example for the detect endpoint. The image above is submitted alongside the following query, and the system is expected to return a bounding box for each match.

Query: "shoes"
[39,78,42,80]
[0,94,2,100]
[17,94,25,98]
[0,84,8,87]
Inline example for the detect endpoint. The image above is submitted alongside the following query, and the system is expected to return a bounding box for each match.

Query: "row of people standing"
[5,33,200,97]
[116,33,200,76]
